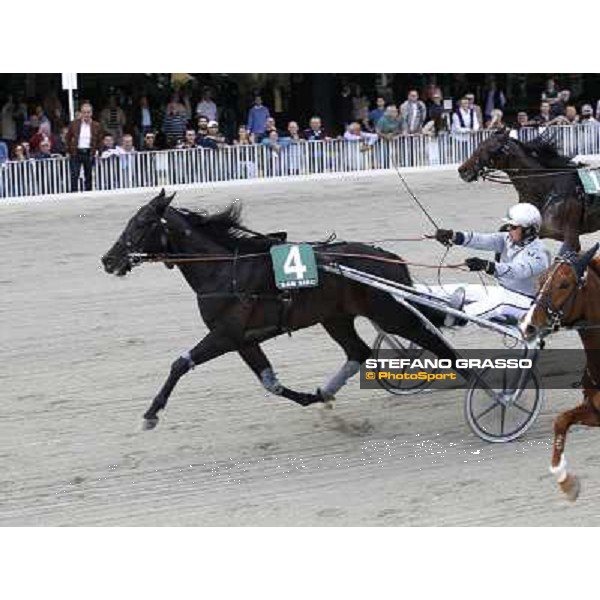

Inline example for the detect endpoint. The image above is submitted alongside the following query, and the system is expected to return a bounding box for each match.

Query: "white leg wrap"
[182,351,195,370]
[260,368,284,395]
[549,454,568,483]
[321,360,361,397]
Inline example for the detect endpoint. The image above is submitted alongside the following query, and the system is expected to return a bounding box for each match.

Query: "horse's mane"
[516,133,579,170]
[173,203,274,252]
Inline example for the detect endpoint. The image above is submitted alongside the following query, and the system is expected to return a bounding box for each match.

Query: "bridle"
[124,214,170,269]
[531,256,582,335]
[471,136,580,184]
[465,135,513,182]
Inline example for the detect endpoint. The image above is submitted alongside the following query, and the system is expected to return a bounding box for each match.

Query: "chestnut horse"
[520,243,600,501]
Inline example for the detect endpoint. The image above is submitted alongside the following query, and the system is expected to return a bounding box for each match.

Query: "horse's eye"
[559,282,570,289]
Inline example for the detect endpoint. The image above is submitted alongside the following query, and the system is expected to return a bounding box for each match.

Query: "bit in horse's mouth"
[460,170,478,183]
[115,263,132,277]
[102,256,131,276]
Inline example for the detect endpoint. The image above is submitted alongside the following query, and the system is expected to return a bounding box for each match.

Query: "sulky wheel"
[372,332,436,396]
[464,366,544,443]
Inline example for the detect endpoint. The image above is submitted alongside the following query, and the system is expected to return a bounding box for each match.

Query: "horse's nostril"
[102,255,114,271]
[525,324,537,337]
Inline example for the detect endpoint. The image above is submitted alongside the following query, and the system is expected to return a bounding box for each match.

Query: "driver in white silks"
[416,203,551,326]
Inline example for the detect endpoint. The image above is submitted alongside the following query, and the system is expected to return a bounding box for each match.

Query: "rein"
[533,259,583,334]
[316,251,467,270]
[129,249,468,271]
[481,167,581,184]
[129,252,268,265]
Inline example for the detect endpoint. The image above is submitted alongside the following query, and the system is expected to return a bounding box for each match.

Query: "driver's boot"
[444,287,468,327]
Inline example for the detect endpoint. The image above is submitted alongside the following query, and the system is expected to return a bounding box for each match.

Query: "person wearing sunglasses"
[419,203,550,326]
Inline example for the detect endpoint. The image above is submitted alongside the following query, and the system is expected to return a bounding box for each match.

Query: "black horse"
[101,189,458,429]
[458,130,600,250]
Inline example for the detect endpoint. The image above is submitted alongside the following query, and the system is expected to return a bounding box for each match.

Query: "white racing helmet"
[502,203,542,233]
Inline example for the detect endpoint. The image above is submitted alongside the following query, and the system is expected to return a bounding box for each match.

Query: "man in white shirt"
[65,102,103,192]
[452,96,480,160]
[579,104,600,154]
[465,93,483,130]
[452,96,480,133]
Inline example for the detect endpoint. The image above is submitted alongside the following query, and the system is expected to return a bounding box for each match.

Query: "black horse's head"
[101,189,175,276]
[458,129,512,182]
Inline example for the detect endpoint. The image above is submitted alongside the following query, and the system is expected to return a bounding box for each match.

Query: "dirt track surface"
[2,171,600,526]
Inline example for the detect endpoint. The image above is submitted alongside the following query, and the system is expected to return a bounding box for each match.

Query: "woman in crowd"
[12,143,29,161]
[486,109,505,130]
[233,125,257,179]
[234,124,252,146]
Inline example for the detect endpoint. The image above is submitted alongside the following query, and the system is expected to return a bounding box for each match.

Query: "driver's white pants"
[414,283,533,322]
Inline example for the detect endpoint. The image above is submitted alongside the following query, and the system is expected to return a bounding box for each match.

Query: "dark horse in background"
[102,189,458,429]
[458,130,600,250]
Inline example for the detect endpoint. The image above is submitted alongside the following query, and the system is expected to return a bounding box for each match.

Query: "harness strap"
[278,290,293,337]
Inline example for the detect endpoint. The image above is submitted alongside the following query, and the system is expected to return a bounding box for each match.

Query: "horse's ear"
[575,243,599,277]
[150,189,176,214]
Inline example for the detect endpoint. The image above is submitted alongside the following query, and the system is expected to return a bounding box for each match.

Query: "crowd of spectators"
[1,77,599,195]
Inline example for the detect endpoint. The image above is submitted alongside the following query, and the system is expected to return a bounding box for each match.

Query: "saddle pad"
[578,168,600,195]
[270,243,319,290]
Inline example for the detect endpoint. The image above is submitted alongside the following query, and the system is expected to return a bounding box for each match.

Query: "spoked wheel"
[465,366,544,443]
[372,332,436,396]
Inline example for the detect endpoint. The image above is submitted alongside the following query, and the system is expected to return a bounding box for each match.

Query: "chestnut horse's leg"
[550,390,600,501]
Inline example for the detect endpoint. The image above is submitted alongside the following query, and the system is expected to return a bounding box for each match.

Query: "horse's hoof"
[142,417,159,431]
[317,388,335,410]
[559,473,580,502]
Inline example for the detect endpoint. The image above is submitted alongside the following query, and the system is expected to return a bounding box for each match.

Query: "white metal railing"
[1,124,600,199]
[514,123,600,156]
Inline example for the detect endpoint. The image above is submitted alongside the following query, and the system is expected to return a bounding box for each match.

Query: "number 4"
[283,246,307,280]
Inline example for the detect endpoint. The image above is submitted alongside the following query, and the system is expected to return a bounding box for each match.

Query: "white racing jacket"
[459,231,551,297]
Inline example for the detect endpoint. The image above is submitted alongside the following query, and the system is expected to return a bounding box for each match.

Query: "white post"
[62,73,78,121]
[68,89,75,122]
